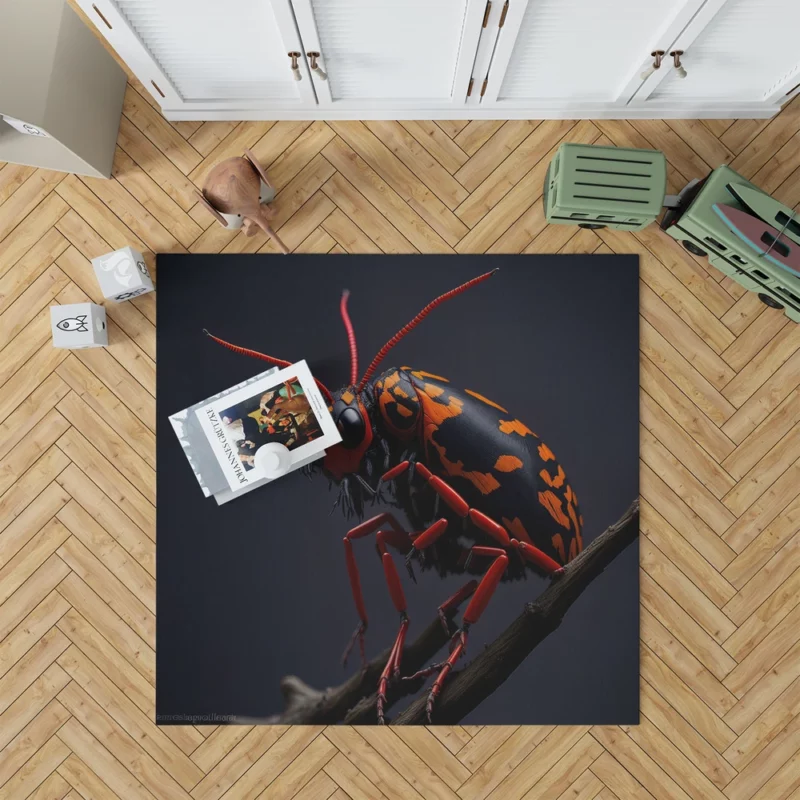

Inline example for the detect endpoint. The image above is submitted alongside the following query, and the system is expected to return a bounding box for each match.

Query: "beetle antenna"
[357,269,498,391]
[203,329,334,404]
[340,290,358,386]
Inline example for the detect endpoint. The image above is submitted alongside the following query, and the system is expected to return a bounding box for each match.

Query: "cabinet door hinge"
[482,1,492,27]
[499,0,509,27]
[480,78,488,97]
[467,78,475,97]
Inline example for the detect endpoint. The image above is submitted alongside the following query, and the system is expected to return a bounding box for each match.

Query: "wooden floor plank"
[323,133,460,250]
[399,121,469,174]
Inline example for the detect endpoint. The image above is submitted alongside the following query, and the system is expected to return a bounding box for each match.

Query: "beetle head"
[204,269,497,517]
[323,387,374,480]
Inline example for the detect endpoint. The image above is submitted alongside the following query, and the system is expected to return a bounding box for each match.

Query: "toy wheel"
[682,240,707,257]
[578,223,606,229]
[758,293,784,310]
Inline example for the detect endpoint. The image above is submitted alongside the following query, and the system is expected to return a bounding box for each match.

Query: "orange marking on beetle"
[540,465,566,488]
[383,372,401,389]
[393,387,410,399]
[538,443,556,462]
[494,455,523,473]
[341,389,355,404]
[396,404,413,418]
[502,516,533,545]
[417,389,463,427]
[428,437,500,495]
[538,490,570,529]
[466,389,508,413]
[378,392,396,424]
[412,370,449,382]
[417,387,497,494]
[379,390,415,440]
[424,383,446,398]
[568,538,577,561]
[499,419,535,437]
[567,503,580,541]
[552,533,566,564]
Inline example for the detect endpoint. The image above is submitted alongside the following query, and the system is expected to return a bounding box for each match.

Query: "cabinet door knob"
[288,52,302,81]
[640,50,665,81]
[670,50,687,79]
[307,52,328,81]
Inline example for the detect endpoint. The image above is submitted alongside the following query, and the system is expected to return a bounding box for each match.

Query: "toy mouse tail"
[253,214,290,255]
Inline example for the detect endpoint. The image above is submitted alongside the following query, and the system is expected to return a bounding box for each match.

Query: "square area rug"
[156,254,639,725]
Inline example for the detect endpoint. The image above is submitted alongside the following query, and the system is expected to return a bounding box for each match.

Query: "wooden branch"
[392,498,639,725]
[264,498,638,725]
[261,609,460,724]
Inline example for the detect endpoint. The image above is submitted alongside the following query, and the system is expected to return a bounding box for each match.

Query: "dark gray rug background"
[156,254,639,724]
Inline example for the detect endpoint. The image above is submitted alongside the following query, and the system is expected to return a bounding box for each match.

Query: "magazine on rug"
[194,360,341,493]
[169,366,278,501]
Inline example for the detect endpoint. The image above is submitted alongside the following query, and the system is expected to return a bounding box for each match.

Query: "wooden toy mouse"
[195,149,289,254]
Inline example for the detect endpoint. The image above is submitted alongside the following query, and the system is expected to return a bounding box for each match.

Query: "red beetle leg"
[377,614,409,724]
[426,550,509,722]
[414,460,562,577]
[343,516,418,722]
[376,549,412,724]
[511,539,564,576]
[404,517,449,579]
[437,580,478,635]
[411,518,448,550]
[463,551,508,626]
[347,511,407,540]
[341,514,412,668]
[381,460,410,483]
[426,629,468,723]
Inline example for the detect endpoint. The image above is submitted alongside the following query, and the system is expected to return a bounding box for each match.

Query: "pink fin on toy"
[726,183,800,246]
[713,203,800,277]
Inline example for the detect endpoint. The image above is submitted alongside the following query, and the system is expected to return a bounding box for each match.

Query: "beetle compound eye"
[337,406,366,449]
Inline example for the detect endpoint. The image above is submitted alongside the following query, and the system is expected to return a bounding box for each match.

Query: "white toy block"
[51,303,107,349]
[91,246,154,302]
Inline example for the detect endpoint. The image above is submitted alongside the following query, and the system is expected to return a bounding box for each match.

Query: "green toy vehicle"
[544,143,667,231]
[545,143,800,322]
[660,165,800,323]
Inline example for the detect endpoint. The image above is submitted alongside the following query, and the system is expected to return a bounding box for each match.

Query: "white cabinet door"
[480,0,706,111]
[76,0,316,112]
[289,0,486,110]
[633,0,800,108]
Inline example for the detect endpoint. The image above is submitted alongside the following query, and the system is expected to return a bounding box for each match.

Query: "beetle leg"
[437,579,478,635]
[404,516,446,576]
[341,512,411,668]
[414,461,563,575]
[376,541,410,724]
[381,460,410,483]
[425,548,509,722]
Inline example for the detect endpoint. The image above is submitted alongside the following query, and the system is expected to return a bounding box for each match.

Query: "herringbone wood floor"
[3,43,800,800]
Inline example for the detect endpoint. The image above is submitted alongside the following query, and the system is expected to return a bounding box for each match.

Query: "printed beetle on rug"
[206,270,585,723]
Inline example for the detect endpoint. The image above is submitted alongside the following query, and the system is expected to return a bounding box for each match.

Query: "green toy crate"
[544,143,667,231]
[661,164,800,323]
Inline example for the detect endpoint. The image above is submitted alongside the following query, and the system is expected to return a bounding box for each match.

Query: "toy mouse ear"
[243,148,273,191]
[194,190,229,228]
